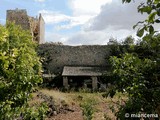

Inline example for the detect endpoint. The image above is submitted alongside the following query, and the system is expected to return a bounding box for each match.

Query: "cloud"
[45,32,68,43]
[44,0,147,45]
[63,27,135,45]
[39,10,95,30]
[35,0,45,2]
[62,0,144,45]
[55,15,92,30]
[69,0,112,16]
[64,31,107,45]
[39,10,71,24]
[84,0,146,31]
[39,0,112,30]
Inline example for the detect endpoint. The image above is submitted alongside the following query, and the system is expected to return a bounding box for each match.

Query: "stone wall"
[6,9,45,44]
[38,44,110,75]
[7,9,30,30]
[38,14,45,44]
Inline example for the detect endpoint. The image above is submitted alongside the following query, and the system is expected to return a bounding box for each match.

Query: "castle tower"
[38,13,45,44]
[6,8,45,44]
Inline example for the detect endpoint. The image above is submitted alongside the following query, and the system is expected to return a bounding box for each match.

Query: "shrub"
[80,98,97,120]
[0,23,47,119]
[108,46,160,119]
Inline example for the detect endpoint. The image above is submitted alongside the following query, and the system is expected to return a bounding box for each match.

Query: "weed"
[80,98,97,120]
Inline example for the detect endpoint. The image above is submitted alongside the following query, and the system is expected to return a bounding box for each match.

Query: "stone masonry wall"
[7,9,30,30]
[6,9,45,44]
[38,44,110,75]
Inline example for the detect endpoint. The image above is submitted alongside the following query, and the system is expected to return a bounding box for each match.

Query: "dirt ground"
[46,105,83,120]
[46,102,115,120]
[32,89,126,120]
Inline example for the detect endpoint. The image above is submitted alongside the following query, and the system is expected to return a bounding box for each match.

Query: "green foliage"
[103,0,160,119]
[0,23,47,119]
[123,0,160,36]
[122,36,134,45]
[105,1,160,118]
[80,98,97,120]
[22,102,48,120]
[108,36,135,58]
[107,34,160,119]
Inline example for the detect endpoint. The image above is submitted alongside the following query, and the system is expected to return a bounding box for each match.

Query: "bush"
[0,23,47,119]
[107,34,160,119]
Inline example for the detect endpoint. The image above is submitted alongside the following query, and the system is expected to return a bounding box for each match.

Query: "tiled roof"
[62,66,106,76]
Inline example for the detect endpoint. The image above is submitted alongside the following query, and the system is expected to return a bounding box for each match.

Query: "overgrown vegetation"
[107,35,160,119]
[105,0,160,119]
[0,23,48,119]
[80,98,97,120]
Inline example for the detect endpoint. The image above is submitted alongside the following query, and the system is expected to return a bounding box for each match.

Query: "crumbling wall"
[7,9,30,30]
[6,9,45,44]
[38,44,110,75]
[29,17,39,42]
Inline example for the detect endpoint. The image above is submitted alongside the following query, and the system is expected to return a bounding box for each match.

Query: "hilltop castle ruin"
[6,8,45,44]
[5,9,109,90]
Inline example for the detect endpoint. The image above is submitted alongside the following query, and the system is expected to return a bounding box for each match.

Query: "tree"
[122,36,134,45]
[106,0,160,119]
[109,50,160,119]
[123,0,160,37]
[0,23,47,119]
[108,36,135,58]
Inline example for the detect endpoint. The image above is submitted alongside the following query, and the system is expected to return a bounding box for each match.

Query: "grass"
[39,88,74,106]
[30,88,128,120]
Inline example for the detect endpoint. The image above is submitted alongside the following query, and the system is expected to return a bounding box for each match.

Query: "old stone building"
[38,44,110,90]
[6,8,45,44]
[5,9,109,90]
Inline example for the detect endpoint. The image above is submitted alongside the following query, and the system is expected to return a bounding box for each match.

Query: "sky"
[0,0,147,45]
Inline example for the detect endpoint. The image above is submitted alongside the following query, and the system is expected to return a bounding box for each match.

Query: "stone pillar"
[63,77,68,88]
[91,76,98,91]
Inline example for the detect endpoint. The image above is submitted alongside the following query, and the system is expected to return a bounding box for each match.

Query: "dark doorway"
[68,76,92,89]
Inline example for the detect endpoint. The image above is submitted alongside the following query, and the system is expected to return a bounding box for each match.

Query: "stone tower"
[6,8,45,44]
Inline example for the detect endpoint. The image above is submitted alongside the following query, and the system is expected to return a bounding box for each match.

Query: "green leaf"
[122,0,131,3]
[149,25,154,34]
[133,24,137,29]
[155,0,160,4]
[0,23,44,119]
[133,21,145,29]
[157,8,160,16]
[139,6,152,14]
[156,3,160,8]
[137,28,144,37]
[148,12,157,23]
[155,19,160,23]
